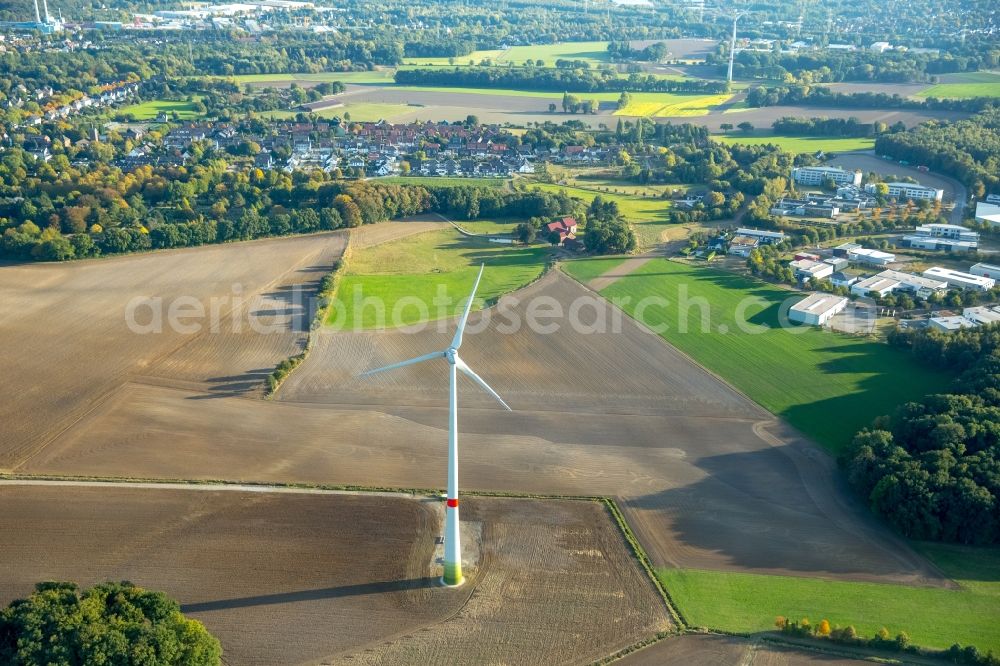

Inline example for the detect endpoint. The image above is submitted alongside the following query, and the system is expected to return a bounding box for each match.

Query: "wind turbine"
[360,264,511,586]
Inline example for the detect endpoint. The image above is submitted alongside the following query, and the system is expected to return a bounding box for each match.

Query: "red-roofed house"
[545,216,579,245]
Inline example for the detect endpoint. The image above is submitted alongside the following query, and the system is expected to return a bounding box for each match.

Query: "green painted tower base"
[442,561,464,587]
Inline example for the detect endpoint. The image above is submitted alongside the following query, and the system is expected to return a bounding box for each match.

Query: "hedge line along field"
[657,566,1000,652]
[713,134,877,154]
[326,228,551,329]
[589,259,950,453]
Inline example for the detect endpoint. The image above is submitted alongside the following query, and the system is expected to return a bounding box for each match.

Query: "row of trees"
[745,85,994,113]
[394,67,729,94]
[771,115,900,138]
[845,324,1000,545]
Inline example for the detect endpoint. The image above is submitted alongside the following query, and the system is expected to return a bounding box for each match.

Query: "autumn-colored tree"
[774,616,787,630]
[817,619,831,637]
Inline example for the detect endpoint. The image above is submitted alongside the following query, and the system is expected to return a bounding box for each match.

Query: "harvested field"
[0,484,669,666]
[618,635,866,665]
[0,232,346,468]
[21,272,947,587]
[681,105,970,132]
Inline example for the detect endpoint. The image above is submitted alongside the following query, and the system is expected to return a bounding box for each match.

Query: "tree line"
[874,107,1000,195]
[394,67,730,94]
[746,85,995,113]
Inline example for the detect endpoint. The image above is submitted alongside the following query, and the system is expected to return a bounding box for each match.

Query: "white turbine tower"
[360,264,510,586]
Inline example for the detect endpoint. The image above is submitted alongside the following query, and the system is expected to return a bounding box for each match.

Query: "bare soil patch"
[0,232,346,468]
[0,485,669,666]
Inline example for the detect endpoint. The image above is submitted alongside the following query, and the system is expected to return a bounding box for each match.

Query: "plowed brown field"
[0,484,669,666]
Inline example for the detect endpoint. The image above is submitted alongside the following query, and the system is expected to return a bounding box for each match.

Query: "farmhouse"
[546,217,578,245]
[788,293,849,326]
[971,263,1000,280]
[727,234,760,257]
[865,181,943,202]
[790,166,861,187]
[851,276,900,298]
[903,224,979,252]
[736,227,785,245]
[922,266,996,292]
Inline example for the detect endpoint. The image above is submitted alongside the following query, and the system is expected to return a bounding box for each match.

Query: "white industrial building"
[788,293,849,326]
[974,201,1000,228]
[929,316,979,332]
[851,276,900,298]
[903,224,978,252]
[790,259,834,283]
[964,306,1000,326]
[876,269,948,297]
[865,181,944,201]
[847,247,895,266]
[922,266,996,292]
[735,227,786,245]
[971,263,1000,280]
[791,166,862,187]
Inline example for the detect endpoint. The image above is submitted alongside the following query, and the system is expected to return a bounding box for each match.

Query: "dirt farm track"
[0,228,950,662]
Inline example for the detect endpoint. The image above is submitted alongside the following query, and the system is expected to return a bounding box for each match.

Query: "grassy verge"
[325,227,551,329]
[657,566,1000,652]
[579,258,949,453]
[560,256,629,284]
[713,134,876,153]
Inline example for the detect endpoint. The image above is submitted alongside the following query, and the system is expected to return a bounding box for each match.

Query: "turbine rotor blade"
[359,350,446,377]
[454,355,512,411]
[451,263,485,350]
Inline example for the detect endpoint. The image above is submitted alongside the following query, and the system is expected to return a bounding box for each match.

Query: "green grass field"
[528,182,673,248]
[658,565,1000,652]
[120,98,204,120]
[714,134,876,153]
[402,41,610,68]
[326,228,550,329]
[582,259,949,453]
[261,102,413,122]
[560,257,629,284]
[917,71,1000,99]
[374,176,507,189]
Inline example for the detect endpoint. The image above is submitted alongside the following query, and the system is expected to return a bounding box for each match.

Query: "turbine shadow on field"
[623,442,948,585]
[180,577,440,612]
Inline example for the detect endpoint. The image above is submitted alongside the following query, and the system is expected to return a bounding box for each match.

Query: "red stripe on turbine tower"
[446,498,459,508]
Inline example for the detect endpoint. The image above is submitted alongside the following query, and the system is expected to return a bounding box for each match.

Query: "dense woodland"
[846,325,1000,545]
[875,107,1000,195]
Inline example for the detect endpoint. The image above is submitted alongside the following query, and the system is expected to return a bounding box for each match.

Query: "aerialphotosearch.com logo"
[124,282,821,337]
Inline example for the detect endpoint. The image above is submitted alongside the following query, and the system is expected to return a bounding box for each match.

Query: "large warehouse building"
[788,293,849,326]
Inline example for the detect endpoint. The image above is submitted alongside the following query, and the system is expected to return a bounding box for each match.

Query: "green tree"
[0,581,221,665]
